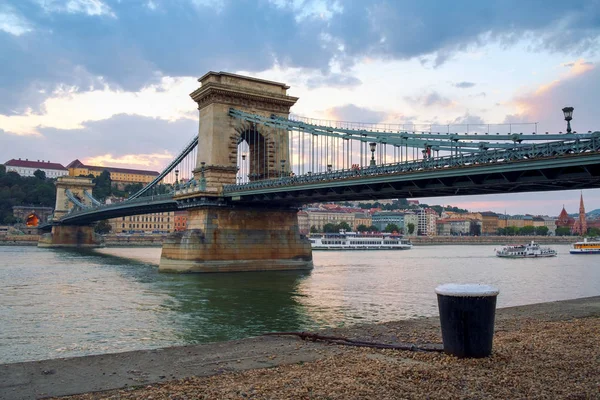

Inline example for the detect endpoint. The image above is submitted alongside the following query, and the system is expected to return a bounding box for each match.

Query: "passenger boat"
[495,241,557,258]
[570,238,600,254]
[309,232,412,250]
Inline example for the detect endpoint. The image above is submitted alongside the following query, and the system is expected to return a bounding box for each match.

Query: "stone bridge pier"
[38,176,104,248]
[159,72,312,272]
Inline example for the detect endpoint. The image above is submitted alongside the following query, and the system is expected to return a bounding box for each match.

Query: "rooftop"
[66,159,159,176]
[4,158,67,170]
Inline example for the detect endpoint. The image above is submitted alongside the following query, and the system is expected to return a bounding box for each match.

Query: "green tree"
[367,225,380,232]
[309,225,319,234]
[407,223,415,234]
[323,223,338,233]
[519,226,535,235]
[535,226,549,236]
[33,169,46,180]
[92,170,112,201]
[94,220,112,234]
[497,227,506,235]
[555,226,572,236]
[384,223,400,233]
[356,224,369,232]
[587,227,600,237]
[0,164,5,177]
[337,221,352,232]
[505,226,518,236]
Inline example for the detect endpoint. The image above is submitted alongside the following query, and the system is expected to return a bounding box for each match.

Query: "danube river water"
[1,244,599,364]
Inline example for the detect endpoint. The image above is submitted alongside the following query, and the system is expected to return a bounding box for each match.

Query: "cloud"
[454,81,476,89]
[0,114,197,170]
[306,73,362,89]
[0,4,32,36]
[504,62,600,132]
[407,91,454,108]
[324,104,387,123]
[451,113,485,125]
[2,1,600,114]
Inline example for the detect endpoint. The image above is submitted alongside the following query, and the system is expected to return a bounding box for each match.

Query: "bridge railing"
[63,193,175,218]
[223,136,600,192]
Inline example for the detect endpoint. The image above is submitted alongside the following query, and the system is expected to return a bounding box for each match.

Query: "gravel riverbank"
[1,296,598,399]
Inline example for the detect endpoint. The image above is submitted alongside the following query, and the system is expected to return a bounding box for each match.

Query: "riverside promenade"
[1,296,598,399]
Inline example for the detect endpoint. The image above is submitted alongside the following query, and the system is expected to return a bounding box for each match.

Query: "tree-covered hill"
[0,165,57,223]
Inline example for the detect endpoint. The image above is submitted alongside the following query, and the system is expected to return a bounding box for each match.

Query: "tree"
[356,224,369,232]
[92,170,112,201]
[309,225,318,234]
[367,225,380,232]
[587,227,600,237]
[384,223,400,233]
[94,220,112,234]
[407,223,415,234]
[555,226,571,236]
[497,227,506,235]
[323,223,338,233]
[518,226,535,235]
[33,169,46,180]
[505,226,518,236]
[535,226,549,236]
[338,221,352,232]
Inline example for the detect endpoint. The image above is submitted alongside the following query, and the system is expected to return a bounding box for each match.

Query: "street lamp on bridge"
[562,106,574,133]
[369,142,377,167]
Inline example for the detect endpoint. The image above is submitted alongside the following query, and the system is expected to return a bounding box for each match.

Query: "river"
[1,244,599,364]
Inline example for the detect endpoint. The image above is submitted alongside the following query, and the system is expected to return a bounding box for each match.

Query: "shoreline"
[0,234,584,247]
[1,295,598,399]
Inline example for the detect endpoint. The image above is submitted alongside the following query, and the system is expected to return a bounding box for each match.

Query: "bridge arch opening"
[236,125,278,182]
[26,213,40,227]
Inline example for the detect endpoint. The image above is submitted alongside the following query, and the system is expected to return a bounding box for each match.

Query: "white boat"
[495,241,557,258]
[570,238,600,254]
[309,231,413,250]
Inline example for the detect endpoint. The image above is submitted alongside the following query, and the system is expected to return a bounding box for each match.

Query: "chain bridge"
[40,72,600,272]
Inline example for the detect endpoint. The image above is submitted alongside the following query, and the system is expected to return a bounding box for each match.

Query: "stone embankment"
[0,234,584,247]
[0,296,598,399]
[410,235,580,245]
[0,234,40,246]
[101,234,166,247]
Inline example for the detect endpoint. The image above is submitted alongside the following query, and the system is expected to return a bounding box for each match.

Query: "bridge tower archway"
[52,176,95,220]
[189,71,296,193]
[38,176,102,249]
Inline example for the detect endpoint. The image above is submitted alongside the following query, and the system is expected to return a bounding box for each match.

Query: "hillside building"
[67,159,159,185]
[4,159,68,178]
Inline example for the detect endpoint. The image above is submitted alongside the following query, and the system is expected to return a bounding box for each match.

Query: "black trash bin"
[435,283,499,358]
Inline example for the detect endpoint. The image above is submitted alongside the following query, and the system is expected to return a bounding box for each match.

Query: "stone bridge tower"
[189,71,297,192]
[160,72,312,272]
[38,176,103,248]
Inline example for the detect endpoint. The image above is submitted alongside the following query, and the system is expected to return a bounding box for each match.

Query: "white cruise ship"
[309,232,413,250]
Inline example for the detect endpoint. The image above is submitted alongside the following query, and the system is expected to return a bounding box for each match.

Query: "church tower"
[571,193,587,235]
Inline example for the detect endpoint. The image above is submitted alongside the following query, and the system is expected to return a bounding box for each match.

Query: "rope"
[262,331,443,353]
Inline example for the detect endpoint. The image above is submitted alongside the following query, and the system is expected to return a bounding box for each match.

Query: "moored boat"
[309,231,412,250]
[570,238,600,254]
[495,241,557,258]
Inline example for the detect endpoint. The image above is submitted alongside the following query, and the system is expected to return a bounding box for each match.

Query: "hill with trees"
[0,165,56,223]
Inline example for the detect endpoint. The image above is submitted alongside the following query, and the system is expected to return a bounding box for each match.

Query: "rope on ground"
[262,331,444,353]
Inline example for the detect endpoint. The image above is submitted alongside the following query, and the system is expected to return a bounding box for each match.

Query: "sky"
[1,0,600,216]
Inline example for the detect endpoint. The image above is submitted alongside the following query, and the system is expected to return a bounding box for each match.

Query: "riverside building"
[3,159,68,178]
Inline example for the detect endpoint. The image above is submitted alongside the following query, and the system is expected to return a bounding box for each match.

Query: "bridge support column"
[38,225,104,248]
[159,205,312,273]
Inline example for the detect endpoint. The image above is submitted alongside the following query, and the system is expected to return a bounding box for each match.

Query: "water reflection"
[2,244,600,364]
[154,270,315,343]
